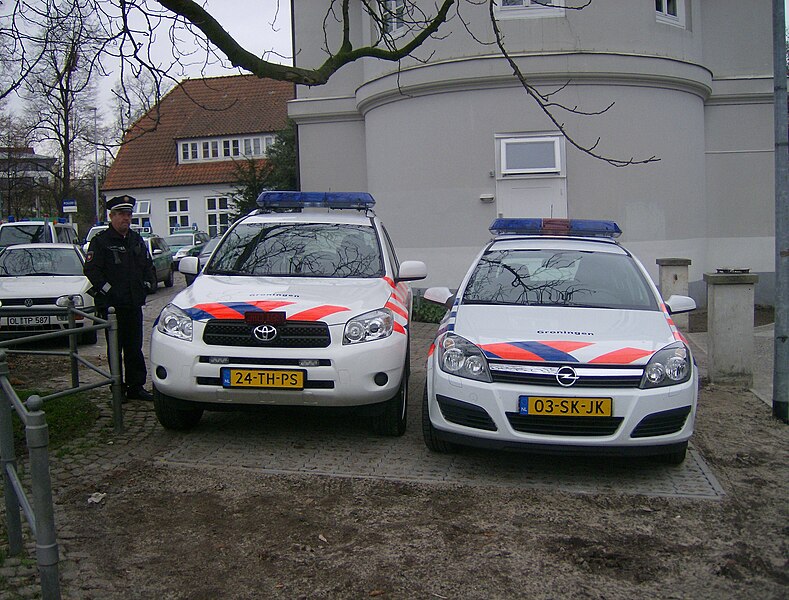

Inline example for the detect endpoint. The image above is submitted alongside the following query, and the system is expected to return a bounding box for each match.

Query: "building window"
[656,0,685,27]
[168,198,190,232]
[500,136,563,176]
[206,196,232,237]
[496,0,565,20]
[180,142,198,162]
[384,0,405,34]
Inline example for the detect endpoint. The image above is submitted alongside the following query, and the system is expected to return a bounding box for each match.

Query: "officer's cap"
[107,195,136,213]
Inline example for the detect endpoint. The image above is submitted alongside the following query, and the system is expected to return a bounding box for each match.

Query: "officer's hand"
[144,280,154,293]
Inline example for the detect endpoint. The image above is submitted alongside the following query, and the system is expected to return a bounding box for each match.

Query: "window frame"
[495,0,566,20]
[655,0,685,28]
[499,136,564,176]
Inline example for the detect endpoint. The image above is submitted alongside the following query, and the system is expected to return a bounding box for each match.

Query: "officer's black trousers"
[102,305,146,391]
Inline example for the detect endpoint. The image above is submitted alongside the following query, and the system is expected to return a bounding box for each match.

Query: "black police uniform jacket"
[83,226,155,309]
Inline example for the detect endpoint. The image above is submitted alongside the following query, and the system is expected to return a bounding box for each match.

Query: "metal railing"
[0,304,122,599]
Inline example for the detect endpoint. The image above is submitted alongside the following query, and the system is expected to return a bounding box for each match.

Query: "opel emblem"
[556,365,580,387]
[24,298,34,308]
[253,324,278,342]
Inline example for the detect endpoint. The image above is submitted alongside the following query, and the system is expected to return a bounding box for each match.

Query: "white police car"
[150,192,427,435]
[422,219,698,464]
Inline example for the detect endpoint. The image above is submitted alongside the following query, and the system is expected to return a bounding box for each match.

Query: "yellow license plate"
[520,396,613,417]
[221,368,305,389]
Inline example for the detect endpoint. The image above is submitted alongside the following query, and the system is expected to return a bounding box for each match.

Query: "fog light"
[156,366,167,379]
[374,372,388,386]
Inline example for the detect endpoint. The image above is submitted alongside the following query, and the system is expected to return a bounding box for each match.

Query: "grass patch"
[9,390,100,455]
[412,295,448,324]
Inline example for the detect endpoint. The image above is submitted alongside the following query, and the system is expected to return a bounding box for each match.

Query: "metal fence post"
[24,395,61,600]
[106,308,125,433]
[67,299,79,389]
[0,350,23,556]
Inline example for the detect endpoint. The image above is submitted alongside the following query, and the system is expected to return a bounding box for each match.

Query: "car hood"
[0,275,91,299]
[174,275,404,325]
[448,305,680,365]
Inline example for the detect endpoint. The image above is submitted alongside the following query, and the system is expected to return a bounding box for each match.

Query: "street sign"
[62,198,77,214]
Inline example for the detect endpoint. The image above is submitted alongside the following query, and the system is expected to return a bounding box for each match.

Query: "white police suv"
[150,192,427,435]
[423,219,697,464]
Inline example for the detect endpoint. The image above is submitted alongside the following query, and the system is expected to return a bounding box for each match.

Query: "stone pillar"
[656,258,692,330]
[703,271,759,386]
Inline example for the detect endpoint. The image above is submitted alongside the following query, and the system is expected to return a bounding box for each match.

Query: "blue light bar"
[257,191,375,210]
[489,218,622,238]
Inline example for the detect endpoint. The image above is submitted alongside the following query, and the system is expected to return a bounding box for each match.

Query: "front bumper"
[151,321,408,407]
[425,356,697,455]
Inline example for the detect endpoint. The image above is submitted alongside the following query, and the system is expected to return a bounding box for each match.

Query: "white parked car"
[422,218,697,464]
[151,192,427,435]
[0,243,96,344]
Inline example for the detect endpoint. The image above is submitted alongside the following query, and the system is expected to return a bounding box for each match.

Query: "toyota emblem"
[253,324,278,342]
[555,365,580,387]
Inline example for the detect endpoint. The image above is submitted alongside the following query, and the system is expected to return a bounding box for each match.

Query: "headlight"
[175,249,189,259]
[640,342,692,388]
[56,294,84,307]
[157,303,193,341]
[343,308,393,344]
[436,332,491,382]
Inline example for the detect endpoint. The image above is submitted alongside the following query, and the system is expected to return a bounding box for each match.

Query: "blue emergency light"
[489,218,622,238]
[256,191,376,211]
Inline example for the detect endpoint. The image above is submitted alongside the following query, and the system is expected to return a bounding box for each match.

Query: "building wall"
[291,0,776,302]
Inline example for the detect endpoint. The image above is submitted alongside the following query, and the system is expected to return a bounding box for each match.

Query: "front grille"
[489,362,643,388]
[0,298,57,307]
[195,376,334,389]
[630,406,691,438]
[436,395,497,431]
[199,356,331,367]
[203,319,331,348]
[506,413,623,436]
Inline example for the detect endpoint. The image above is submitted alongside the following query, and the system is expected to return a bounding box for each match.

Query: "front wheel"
[422,383,455,453]
[371,352,409,437]
[656,442,688,465]
[153,388,203,431]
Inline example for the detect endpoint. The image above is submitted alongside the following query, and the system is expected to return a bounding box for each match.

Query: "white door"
[495,177,567,218]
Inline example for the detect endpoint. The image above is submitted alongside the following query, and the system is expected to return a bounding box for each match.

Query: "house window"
[206,196,232,237]
[500,136,563,175]
[168,198,190,232]
[180,142,198,162]
[656,0,685,27]
[384,0,405,34]
[496,0,565,20]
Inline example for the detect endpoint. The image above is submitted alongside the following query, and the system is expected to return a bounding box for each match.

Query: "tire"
[184,274,195,286]
[656,442,688,465]
[153,387,203,431]
[79,328,98,345]
[164,266,174,288]
[422,383,455,453]
[371,351,409,437]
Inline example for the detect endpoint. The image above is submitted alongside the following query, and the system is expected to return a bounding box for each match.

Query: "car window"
[207,222,384,278]
[462,248,658,310]
[56,226,76,243]
[164,234,194,247]
[0,247,83,276]
[0,224,52,245]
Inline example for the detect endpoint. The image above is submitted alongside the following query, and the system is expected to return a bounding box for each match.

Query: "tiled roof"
[103,75,294,191]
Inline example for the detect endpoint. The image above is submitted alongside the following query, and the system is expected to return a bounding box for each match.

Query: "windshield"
[86,227,107,242]
[206,222,384,278]
[462,248,658,310]
[0,225,52,246]
[0,247,83,276]
[164,234,194,247]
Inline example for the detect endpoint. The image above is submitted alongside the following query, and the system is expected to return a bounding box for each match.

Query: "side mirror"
[396,260,427,282]
[152,249,163,256]
[179,256,199,275]
[664,294,696,315]
[424,286,455,309]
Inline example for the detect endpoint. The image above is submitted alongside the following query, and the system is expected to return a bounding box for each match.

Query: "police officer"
[84,195,156,401]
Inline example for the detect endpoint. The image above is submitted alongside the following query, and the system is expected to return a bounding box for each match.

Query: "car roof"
[488,236,628,255]
[244,210,376,227]
[1,242,80,250]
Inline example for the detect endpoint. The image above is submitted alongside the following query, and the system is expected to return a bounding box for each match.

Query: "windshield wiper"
[204,268,248,276]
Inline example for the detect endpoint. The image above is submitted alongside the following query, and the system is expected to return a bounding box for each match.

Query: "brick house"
[102,75,294,238]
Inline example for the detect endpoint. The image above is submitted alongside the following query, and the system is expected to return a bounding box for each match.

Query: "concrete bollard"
[657,258,691,330]
[703,270,759,386]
